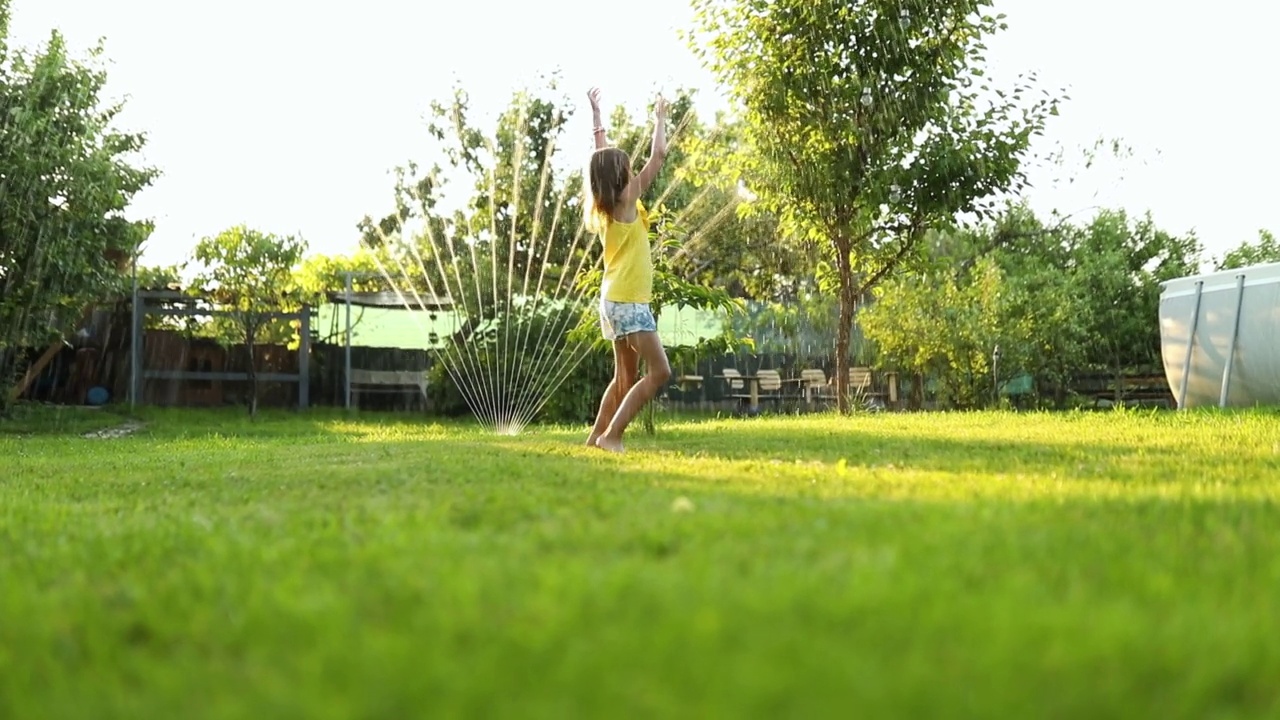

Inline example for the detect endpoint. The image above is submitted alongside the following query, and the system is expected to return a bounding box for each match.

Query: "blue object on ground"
[86,386,110,406]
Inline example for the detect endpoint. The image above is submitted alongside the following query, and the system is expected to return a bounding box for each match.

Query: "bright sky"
[10,0,1278,270]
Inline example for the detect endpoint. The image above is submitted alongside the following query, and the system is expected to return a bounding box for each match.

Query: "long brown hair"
[587,147,631,230]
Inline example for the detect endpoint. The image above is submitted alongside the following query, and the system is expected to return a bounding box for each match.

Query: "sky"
[9,0,1279,270]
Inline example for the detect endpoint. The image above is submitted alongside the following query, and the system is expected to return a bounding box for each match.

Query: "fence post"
[344,273,353,410]
[298,304,311,410]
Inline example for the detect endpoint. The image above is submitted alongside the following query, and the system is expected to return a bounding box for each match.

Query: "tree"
[605,99,805,301]
[1066,210,1202,380]
[861,204,1203,408]
[361,79,754,429]
[1216,229,1280,271]
[0,5,157,411]
[359,80,584,326]
[190,226,307,416]
[861,221,1089,408]
[293,249,407,344]
[688,0,1062,411]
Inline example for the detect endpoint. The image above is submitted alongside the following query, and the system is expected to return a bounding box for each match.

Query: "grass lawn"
[3,406,1280,718]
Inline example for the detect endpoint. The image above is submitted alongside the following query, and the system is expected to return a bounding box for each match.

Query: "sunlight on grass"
[3,408,1280,718]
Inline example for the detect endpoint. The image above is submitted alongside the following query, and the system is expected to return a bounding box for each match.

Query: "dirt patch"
[82,421,146,440]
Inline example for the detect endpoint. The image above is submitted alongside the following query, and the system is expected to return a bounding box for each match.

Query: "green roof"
[313,304,724,350]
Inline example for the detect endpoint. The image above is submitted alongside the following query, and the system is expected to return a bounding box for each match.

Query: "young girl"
[584,87,672,453]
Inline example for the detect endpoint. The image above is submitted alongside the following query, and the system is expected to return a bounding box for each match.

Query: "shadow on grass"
[0,403,134,437]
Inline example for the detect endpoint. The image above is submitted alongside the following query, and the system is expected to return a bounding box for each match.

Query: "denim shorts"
[599,299,657,341]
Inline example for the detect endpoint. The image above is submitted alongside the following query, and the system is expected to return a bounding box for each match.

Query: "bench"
[349,369,429,408]
[1077,373,1174,408]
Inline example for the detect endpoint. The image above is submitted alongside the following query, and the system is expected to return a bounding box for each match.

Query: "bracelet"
[592,126,606,134]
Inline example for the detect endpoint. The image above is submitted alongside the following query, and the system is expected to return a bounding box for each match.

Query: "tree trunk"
[0,348,15,415]
[834,240,856,415]
[1113,353,1123,406]
[246,322,259,418]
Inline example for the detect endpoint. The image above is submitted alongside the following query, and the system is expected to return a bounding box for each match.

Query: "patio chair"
[799,368,832,408]
[757,369,784,411]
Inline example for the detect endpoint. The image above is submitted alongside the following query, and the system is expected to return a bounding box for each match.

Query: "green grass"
[0,404,133,436]
[3,407,1280,718]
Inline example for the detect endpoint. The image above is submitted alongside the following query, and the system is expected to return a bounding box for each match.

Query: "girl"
[584,87,671,453]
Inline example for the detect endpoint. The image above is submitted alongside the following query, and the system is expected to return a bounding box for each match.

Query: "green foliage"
[1067,210,1202,373]
[359,78,584,326]
[862,254,1079,408]
[294,250,389,300]
[135,264,183,291]
[424,303,605,424]
[0,11,157,407]
[861,204,1204,408]
[1216,229,1280,270]
[688,0,1063,411]
[605,94,800,301]
[190,226,308,415]
[724,294,852,358]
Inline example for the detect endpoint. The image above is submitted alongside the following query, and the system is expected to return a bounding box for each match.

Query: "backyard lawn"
[3,406,1279,718]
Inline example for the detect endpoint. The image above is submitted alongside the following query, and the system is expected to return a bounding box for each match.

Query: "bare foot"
[594,435,625,454]
[585,434,601,448]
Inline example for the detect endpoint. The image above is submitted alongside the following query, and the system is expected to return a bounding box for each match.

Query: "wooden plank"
[8,305,95,402]
[145,307,304,320]
[7,340,66,402]
[349,369,428,386]
[143,370,301,383]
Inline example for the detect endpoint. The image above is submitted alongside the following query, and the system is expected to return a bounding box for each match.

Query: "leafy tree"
[358,80,602,429]
[862,205,1202,408]
[293,249,386,345]
[359,80,584,331]
[0,5,157,410]
[190,226,307,416]
[362,79,754,429]
[606,98,806,301]
[688,0,1062,411]
[1216,229,1279,271]
[134,264,183,291]
[724,293,843,358]
[862,230,1088,408]
[1066,210,1202,380]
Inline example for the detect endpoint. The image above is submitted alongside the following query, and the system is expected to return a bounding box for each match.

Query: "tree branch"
[856,221,924,296]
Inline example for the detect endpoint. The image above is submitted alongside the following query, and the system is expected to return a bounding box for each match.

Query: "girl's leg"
[595,331,671,453]
[586,340,639,446]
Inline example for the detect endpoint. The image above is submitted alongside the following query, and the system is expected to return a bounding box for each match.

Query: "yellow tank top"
[599,200,653,303]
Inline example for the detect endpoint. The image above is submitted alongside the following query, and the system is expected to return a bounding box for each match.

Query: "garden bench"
[348,369,429,407]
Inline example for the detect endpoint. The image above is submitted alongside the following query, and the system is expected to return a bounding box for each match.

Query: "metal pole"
[991,351,999,405]
[1219,273,1247,408]
[344,272,353,410]
[130,269,142,409]
[1177,280,1204,410]
[128,254,137,408]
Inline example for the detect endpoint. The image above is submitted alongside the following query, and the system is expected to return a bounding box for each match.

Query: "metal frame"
[130,288,311,408]
[1219,273,1247,408]
[335,271,454,410]
[1176,280,1204,410]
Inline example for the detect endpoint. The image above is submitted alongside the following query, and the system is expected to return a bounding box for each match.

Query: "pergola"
[334,272,455,409]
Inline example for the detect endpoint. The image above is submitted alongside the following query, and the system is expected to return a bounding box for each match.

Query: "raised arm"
[622,95,669,203]
[588,88,607,150]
